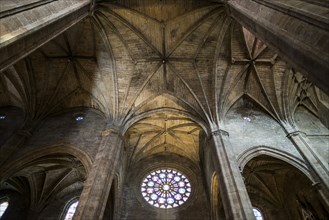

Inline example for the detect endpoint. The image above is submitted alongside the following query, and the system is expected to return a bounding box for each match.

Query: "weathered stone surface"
[227,0,329,94]
[0,0,328,219]
[0,0,90,71]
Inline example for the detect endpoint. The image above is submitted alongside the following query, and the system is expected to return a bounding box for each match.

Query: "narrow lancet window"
[253,208,264,220]
[0,201,9,219]
[63,200,79,220]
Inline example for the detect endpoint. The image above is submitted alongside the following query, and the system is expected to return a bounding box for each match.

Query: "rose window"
[141,168,192,208]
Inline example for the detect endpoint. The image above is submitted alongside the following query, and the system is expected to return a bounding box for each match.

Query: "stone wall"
[119,153,210,220]
[10,108,107,162]
[0,106,24,147]
[225,106,303,160]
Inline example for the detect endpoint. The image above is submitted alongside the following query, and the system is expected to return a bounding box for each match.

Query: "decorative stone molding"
[131,155,199,213]
[0,144,93,180]
[286,130,306,139]
[211,129,229,137]
[312,181,322,190]
[237,146,313,181]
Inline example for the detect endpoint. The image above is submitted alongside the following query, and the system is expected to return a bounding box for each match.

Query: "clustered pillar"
[74,126,123,220]
[284,125,329,207]
[209,128,255,220]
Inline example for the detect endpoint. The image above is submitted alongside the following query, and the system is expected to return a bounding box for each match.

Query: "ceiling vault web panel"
[0,0,327,129]
[126,112,202,164]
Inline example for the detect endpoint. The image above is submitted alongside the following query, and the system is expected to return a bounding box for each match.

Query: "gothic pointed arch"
[0,145,89,220]
[237,146,312,181]
[242,155,329,220]
[0,144,92,180]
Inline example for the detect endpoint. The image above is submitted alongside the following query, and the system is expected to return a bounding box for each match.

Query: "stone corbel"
[312,181,322,190]
[211,129,229,137]
[286,130,306,139]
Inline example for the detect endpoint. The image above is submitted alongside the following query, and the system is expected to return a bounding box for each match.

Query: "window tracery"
[141,168,191,209]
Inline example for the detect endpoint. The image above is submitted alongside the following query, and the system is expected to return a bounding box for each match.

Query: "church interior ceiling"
[0,0,327,128]
[126,112,202,163]
[0,0,328,163]
[0,0,328,172]
[0,1,328,219]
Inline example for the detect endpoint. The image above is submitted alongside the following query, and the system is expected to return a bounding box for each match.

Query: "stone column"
[209,129,255,220]
[285,126,329,205]
[74,127,123,220]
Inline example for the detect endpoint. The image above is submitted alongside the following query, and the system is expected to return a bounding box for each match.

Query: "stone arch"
[0,144,92,181]
[48,106,108,120]
[127,92,210,126]
[241,153,329,220]
[0,144,91,220]
[122,107,209,136]
[123,110,207,164]
[237,146,313,182]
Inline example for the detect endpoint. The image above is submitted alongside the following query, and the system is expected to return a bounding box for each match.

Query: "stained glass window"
[141,168,192,209]
[0,201,9,219]
[253,208,264,220]
[63,200,78,220]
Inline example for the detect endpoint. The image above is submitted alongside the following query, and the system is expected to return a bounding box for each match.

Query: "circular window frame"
[141,168,192,209]
[136,165,197,210]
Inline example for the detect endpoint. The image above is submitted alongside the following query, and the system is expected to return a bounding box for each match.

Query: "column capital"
[286,130,306,139]
[211,129,229,137]
[209,128,254,219]
[76,125,123,220]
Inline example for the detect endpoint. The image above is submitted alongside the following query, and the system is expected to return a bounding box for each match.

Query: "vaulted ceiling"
[1,2,329,216]
[0,0,328,162]
[243,155,328,219]
[0,153,86,217]
[126,112,202,163]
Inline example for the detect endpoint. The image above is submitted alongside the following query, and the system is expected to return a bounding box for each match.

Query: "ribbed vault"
[125,111,202,163]
[243,155,328,219]
[0,0,328,128]
[0,153,86,218]
[0,1,329,219]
